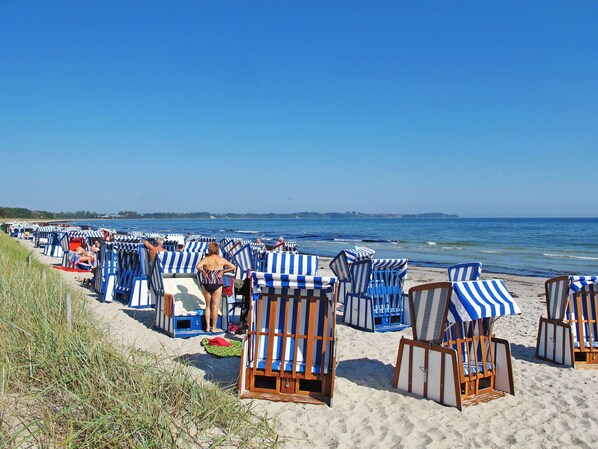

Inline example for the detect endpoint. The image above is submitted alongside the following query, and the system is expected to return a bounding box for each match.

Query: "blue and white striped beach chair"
[329,246,376,305]
[537,275,598,368]
[34,226,56,248]
[238,272,337,405]
[150,251,226,338]
[447,262,482,282]
[43,230,65,258]
[112,242,152,308]
[394,280,520,410]
[92,240,117,301]
[343,258,409,332]
[265,252,319,275]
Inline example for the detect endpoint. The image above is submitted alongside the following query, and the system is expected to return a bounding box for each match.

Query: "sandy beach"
[20,239,598,449]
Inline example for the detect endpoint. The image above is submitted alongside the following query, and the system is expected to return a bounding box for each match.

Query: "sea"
[72,218,598,278]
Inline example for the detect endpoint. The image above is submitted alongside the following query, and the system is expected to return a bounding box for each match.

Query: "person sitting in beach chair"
[143,237,166,261]
[256,236,285,251]
[74,243,95,265]
[196,242,237,333]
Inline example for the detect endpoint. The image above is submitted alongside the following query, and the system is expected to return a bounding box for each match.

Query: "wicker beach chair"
[343,258,409,332]
[112,241,153,308]
[238,272,337,405]
[329,246,376,305]
[394,279,520,410]
[447,262,483,282]
[149,250,227,338]
[536,275,598,368]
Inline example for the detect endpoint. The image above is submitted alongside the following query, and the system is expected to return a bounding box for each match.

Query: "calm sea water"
[73,218,598,278]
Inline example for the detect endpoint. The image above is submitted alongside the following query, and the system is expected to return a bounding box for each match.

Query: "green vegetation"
[1,205,458,220]
[0,234,280,448]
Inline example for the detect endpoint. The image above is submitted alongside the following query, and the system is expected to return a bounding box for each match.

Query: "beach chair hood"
[447,280,520,324]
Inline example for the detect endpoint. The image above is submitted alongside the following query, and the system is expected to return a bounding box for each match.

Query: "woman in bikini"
[196,242,236,333]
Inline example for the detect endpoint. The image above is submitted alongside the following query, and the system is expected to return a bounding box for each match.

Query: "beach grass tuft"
[0,234,280,448]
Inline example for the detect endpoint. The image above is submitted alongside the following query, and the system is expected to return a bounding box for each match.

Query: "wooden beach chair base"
[240,369,334,406]
[393,336,514,411]
[238,274,337,406]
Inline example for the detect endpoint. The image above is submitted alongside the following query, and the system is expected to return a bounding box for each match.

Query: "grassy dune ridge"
[0,234,280,448]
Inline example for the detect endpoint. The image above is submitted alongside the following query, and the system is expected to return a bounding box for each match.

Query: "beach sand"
[21,239,598,448]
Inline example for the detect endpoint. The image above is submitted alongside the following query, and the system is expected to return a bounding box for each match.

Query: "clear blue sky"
[1,1,596,217]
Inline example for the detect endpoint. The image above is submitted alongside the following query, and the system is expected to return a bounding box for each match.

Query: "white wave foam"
[235,230,258,234]
[543,253,598,261]
[481,250,500,253]
[427,241,437,245]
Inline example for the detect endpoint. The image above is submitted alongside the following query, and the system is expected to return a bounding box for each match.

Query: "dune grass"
[0,234,280,448]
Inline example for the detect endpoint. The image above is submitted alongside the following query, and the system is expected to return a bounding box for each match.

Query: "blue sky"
[1,1,596,217]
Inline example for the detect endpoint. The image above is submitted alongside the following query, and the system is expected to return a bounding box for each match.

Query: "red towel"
[208,337,231,347]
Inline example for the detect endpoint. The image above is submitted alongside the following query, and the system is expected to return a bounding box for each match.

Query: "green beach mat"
[201,338,242,358]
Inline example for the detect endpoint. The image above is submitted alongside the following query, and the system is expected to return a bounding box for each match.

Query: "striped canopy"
[232,243,255,274]
[184,241,209,253]
[569,275,598,293]
[447,280,520,323]
[157,251,202,274]
[265,252,319,276]
[252,272,336,297]
[329,246,375,281]
[70,230,104,238]
[345,246,375,265]
[371,258,408,279]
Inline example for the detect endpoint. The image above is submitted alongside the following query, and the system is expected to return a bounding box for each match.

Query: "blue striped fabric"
[345,246,375,265]
[113,242,143,253]
[69,230,104,238]
[252,272,336,292]
[329,252,351,281]
[372,259,408,279]
[569,275,598,293]
[265,253,319,275]
[350,259,372,295]
[183,241,209,253]
[447,262,483,282]
[447,280,520,323]
[113,235,141,243]
[410,284,452,343]
[157,251,202,274]
[249,272,336,373]
[232,244,254,275]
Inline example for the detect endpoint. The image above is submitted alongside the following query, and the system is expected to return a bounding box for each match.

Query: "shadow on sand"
[123,308,156,330]
[336,357,396,392]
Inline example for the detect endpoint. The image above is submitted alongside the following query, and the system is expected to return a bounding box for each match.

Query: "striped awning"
[252,272,336,297]
[569,275,598,293]
[345,246,375,265]
[371,258,408,279]
[157,251,202,274]
[447,280,521,323]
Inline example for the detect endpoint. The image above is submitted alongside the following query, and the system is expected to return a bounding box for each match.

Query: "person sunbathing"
[73,245,95,266]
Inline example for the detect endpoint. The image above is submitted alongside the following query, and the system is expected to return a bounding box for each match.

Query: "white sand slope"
[23,240,598,449]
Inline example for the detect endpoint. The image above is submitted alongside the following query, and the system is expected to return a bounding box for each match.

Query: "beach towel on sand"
[201,338,242,358]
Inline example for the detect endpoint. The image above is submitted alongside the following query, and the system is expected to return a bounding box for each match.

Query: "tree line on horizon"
[0,206,457,220]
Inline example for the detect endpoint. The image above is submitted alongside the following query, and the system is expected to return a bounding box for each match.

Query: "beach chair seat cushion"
[254,359,324,374]
[462,362,494,376]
